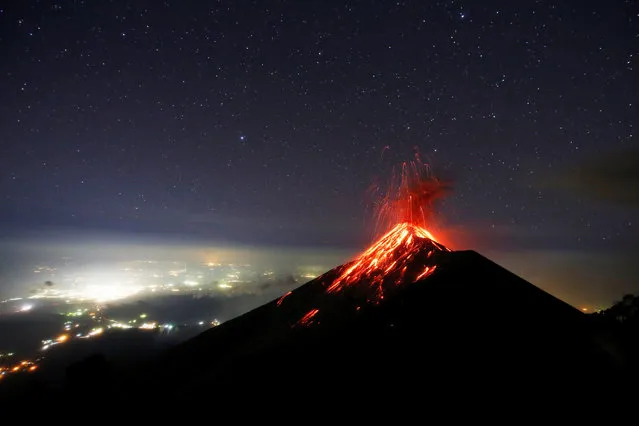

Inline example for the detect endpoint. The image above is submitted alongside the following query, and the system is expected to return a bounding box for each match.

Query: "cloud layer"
[548,149,639,207]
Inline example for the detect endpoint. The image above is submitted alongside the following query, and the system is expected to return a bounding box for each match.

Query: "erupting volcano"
[278,155,453,326]
[370,152,449,234]
[322,154,450,302]
[325,222,447,297]
[53,154,621,414]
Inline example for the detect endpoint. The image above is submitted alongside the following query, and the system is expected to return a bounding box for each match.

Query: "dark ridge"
[5,249,632,416]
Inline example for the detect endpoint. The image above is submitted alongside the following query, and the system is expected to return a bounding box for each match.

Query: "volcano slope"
[94,237,626,413]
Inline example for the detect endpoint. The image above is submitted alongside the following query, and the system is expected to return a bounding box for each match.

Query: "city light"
[139,322,157,330]
[0,257,312,385]
[87,327,104,337]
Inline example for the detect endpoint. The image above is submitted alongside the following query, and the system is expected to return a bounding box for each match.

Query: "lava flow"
[326,153,451,301]
[288,153,451,326]
[326,222,449,300]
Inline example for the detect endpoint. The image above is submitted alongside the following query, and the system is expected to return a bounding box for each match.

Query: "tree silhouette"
[602,294,639,323]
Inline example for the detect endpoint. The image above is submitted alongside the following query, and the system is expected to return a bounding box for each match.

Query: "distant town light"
[88,327,104,337]
[139,322,157,330]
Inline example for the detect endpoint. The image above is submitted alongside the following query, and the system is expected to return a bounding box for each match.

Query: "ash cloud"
[546,149,639,207]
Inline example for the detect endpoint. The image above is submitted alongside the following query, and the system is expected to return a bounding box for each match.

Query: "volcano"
[58,222,623,415]
[23,159,627,414]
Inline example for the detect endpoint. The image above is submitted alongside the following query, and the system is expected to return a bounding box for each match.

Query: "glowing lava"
[296,308,319,327]
[326,222,449,300]
[370,152,450,236]
[285,153,451,325]
[325,153,451,301]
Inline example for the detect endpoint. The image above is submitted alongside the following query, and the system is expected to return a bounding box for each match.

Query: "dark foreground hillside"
[4,250,635,417]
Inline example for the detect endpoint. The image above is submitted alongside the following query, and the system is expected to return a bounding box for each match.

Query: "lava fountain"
[328,153,451,301]
[286,153,452,325]
[370,151,450,235]
[326,222,448,300]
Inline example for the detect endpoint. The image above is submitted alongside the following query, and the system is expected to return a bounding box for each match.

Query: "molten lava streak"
[296,308,319,327]
[370,155,450,236]
[326,222,449,300]
[287,153,452,325]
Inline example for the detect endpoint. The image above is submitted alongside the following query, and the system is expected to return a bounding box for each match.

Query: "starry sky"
[0,1,637,308]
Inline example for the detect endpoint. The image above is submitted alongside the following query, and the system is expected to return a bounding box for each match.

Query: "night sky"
[0,1,637,308]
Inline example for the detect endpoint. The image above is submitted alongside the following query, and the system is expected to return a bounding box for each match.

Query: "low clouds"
[547,149,639,207]
[484,248,639,310]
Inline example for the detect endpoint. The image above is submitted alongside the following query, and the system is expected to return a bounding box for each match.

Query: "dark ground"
[3,251,637,418]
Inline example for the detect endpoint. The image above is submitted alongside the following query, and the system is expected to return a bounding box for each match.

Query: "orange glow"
[0,360,38,380]
[296,309,319,327]
[276,156,450,325]
[327,222,447,297]
[321,154,451,300]
[369,152,450,237]
[277,291,292,306]
[56,334,69,343]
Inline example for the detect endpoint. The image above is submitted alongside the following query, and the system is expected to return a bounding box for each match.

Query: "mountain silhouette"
[10,225,629,416]
[99,228,624,415]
